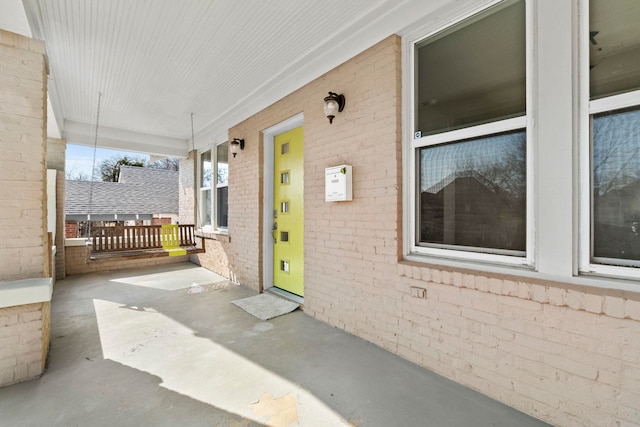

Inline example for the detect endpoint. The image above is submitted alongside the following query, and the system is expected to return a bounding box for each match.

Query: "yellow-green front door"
[273,126,304,296]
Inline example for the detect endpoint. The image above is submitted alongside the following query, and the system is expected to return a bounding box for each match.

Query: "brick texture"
[179,34,640,427]
[0,29,49,281]
[0,30,51,388]
[190,234,233,281]
[65,245,189,276]
[397,265,640,427]
[46,137,65,171]
[65,221,78,238]
[0,303,48,387]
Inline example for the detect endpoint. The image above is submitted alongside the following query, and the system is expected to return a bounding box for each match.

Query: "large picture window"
[587,0,640,269]
[200,141,228,231]
[412,0,528,260]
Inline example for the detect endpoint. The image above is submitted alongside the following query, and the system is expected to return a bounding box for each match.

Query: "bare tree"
[147,157,179,171]
[99,155,146,182]
[593,113,640,196]
[450,136,526,199]
[65,166,92,181]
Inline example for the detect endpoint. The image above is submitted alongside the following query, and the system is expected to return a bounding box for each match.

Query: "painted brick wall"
[0,30,51,388]
[0,302,50,386]
[0,29,49,281]
[190,234,233,282]
[395,264,640,426]
[184,35,640,426]
[46,137,65,171]
[65,245,189,276]
[222,38,403,290]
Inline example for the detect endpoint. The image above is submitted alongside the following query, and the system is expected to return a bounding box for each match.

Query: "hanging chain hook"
[86,92,103,243]
[191,112,199,230]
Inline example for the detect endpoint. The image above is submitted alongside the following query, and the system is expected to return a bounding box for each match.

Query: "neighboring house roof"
[65,166,178,221]
[425,170,501,194]
[117,165,177,185]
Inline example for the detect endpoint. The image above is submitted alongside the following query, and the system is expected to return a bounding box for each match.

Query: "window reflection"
[203,186,212,227]
[418,131,526,253]
[589,0,640,268]
[216,142,228,187]
[592,107,640,264]
[216,142,229,228]
[201,151,212,188]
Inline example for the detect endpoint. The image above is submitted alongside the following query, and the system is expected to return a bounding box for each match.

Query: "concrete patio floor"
[0,262,551,427]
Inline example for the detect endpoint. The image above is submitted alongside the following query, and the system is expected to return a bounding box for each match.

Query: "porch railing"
[90,224,196,253]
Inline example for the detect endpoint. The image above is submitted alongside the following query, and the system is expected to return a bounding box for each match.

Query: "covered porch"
[0,263,549,427]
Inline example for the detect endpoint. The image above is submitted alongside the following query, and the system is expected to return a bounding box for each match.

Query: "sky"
[65,144,150,181]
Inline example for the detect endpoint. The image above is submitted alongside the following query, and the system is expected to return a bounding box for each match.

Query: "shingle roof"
[425,170,497,194]
[65,166,178,219]
[117,165,177,185]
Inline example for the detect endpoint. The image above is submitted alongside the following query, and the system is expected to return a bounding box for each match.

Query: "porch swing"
[84,94,204,262]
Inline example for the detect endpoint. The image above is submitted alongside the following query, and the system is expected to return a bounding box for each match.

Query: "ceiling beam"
[63,120,189,158]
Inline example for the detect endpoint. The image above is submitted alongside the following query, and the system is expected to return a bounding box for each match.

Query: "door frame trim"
[262,112,304,292]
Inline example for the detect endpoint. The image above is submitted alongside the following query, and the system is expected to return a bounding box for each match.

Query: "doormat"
[232,293,300,321]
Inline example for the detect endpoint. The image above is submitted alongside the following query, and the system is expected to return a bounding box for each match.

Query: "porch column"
[47,137,67,279]
[0,29,52,387]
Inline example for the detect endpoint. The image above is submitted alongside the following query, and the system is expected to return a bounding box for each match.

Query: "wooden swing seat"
[89,224,204,260]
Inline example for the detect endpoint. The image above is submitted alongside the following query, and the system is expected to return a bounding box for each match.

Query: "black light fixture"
[323,92,345,124]
[230,138,245,157]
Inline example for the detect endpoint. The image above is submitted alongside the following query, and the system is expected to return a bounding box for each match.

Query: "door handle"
[272,222,277,244]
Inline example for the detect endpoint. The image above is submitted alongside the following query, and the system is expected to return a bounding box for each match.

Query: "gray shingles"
[65,166,178,218]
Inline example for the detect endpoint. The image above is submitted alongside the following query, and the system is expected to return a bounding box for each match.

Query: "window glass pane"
[202,189,212,226]
[418,130,526,253]
[590,0,640,99]
[217,186,228,228]
[217,142,228,187]
[281,171,290,184]
[216,142,228,229]
[592,107,640,265]
[201,150,212,188]
[416,0,525,135]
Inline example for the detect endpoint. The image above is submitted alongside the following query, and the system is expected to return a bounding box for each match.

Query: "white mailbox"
[325,165,352,201]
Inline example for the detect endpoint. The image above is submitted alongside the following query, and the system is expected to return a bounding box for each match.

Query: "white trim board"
[0,278,53,309]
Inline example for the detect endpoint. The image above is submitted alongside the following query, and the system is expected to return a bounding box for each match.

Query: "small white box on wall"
[325,165,352,202]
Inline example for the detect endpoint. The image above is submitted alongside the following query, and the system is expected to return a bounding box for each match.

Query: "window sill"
[195,229,230,243]
[402,253,640,298]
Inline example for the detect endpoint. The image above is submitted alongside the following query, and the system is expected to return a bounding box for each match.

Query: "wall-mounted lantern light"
[323,92,345,124]
[230,138,245,157]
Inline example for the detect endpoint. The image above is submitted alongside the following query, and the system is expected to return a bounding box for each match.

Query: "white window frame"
[199,149,212,230]
[578,0,640,280]
[198,141,229,233]
[403,0,535,268]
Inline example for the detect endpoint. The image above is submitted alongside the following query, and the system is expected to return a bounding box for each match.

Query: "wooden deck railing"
[91,224,196,253]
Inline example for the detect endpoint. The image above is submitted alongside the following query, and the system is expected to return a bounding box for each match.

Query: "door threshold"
[267,287,304,305]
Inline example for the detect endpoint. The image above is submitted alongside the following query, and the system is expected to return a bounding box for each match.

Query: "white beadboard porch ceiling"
[17,0,450,157]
